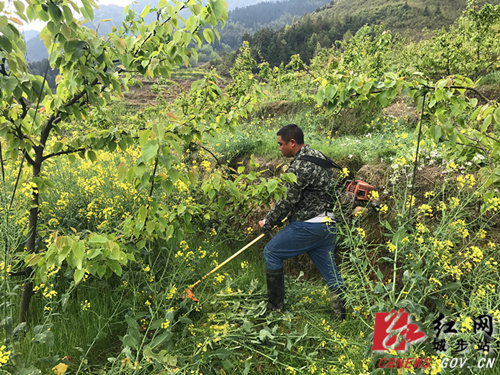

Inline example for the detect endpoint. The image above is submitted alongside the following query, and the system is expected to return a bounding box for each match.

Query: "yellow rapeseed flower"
[0,345,11,366]
[461,317,473,332]
[449,197,460,209]
[418,204,433,217]
[81,300,91,311]
[387,241,396,253]
[166,284,177,299]
[406,195,416,208]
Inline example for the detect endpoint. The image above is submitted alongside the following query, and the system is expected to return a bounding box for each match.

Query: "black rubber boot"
[329,287,347,321]
[266,268,285,312]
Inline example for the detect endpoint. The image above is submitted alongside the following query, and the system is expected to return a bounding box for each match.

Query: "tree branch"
[24,151,36,167]
[18,96,29,120]
[0,58,7,76]
[482,132,500,144]
[43,148,86,161]
[137,5,187,52]
[459,132,495,172]
[199,144,222,169]
[455,142,483,151]
[40,78,98,148]
[449,85,491,104]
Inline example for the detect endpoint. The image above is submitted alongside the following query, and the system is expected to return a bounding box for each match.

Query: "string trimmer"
[184,218,287,302]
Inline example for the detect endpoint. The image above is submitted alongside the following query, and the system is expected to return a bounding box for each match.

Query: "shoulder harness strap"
[297,154,343,170]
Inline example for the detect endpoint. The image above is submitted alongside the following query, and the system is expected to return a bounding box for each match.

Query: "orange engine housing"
[345,180,375,202]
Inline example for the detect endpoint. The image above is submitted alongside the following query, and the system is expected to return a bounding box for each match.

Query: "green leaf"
[430,125,442,142]
[142,140,159,163]
[493,108,500,129]
[107,260,122,276]
[3,76,17,95]
[203,28,214,44]
[259,328,274,341]
[393,226,406,244]
[138,206,148,222]
[82,0,94,20]
[316,86,325,105]
[118,162,127,181]
[162,179,174,195]
[267,179,278,194]
[14,0,25,15]
[436,79,447,89]
[471,106,482,120]
[282,173,297,184]
[87,150,97,162]
[481,114,492,132]
[377,91,389,107]
[435,88,443,102]
[166,225,174,239]
[140,4,150,18]
[72,241,85,269]
[168,168,179,182]
[150,331,172,349]
[33,326,55,347]
[215,349,232,360]
[325,84,337,101]
[52,141,64,154]
[74,268,85,284]
[209,0,226,20]
[139,130,151,147]
[122,334,138,349]
[359,82,372,96]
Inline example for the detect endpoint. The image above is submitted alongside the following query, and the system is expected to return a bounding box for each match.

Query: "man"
[259,124,346,319]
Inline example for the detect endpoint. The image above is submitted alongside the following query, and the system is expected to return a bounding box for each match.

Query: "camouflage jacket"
[262,144,334,232]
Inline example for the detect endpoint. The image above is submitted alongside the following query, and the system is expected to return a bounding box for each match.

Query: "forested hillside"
[217,0,331,50]
[242,0,500,65]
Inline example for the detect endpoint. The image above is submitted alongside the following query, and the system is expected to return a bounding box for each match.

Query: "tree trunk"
[18,155,41,324]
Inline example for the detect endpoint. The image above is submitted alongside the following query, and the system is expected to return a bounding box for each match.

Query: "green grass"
[478,70,500,86]
[206,108,418,172]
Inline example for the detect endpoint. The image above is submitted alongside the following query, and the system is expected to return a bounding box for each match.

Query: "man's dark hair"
[277,124,304,145]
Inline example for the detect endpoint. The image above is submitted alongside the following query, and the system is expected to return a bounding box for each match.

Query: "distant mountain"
[25,36,48,62]
[127,0,277,13]
[22,30,39,41]
[228,0,277,11]
[84,4,128,35]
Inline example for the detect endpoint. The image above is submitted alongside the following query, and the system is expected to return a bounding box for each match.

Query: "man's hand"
[259,220,264,228]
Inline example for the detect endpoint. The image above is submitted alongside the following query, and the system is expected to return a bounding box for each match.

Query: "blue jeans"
[263,221,344,290]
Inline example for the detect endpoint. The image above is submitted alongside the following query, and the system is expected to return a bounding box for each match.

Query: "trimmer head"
[183,288,199,302]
